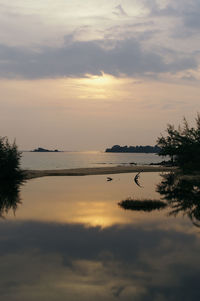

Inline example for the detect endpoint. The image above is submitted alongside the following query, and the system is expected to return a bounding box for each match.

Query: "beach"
[24,165,175,179]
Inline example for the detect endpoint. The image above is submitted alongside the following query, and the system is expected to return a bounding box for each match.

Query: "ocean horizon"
[20,151,162,170]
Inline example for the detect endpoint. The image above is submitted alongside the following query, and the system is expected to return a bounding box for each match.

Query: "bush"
[0,137,23,179]
[157,114,200,172]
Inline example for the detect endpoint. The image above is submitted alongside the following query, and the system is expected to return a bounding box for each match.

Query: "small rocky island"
[32,147,60,152]
[105,145,161,153]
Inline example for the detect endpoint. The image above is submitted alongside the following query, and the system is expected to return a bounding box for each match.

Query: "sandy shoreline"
[24,165,175,180]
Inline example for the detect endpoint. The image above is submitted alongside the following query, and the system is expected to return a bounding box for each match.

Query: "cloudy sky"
[0,0,200,150]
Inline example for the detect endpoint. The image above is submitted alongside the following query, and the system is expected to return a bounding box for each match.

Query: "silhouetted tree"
[0,136,24,179]
[157,114,200,171]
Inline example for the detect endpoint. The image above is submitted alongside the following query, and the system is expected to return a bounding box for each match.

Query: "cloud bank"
[0,37,197,79]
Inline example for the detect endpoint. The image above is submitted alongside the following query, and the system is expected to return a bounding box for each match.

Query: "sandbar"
[24,165,175,180]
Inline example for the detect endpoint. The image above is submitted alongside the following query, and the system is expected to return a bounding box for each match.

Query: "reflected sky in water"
[1,172,200,300]
[7,173,170,228]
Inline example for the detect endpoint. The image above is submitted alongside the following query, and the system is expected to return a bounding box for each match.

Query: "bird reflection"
[0,178,24,218]
[134,171,143,188]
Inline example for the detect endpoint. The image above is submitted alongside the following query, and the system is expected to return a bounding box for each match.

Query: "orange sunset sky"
[0,0,200,150]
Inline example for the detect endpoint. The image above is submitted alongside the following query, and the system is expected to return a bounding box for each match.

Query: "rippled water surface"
[21,151,162,170]
[1,172,200,300]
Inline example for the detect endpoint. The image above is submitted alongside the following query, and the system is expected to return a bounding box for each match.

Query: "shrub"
[0,137,23,179]
[157,114,200,172]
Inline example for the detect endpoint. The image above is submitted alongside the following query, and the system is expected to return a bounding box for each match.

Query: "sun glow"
[83,73,114,86]
[76,73,128,100]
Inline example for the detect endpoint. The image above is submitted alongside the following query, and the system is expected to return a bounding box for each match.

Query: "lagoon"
[1,172,200,300]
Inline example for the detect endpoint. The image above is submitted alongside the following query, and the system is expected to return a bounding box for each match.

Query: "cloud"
[113,4,128,17]
[0,36,197,79]
[144,0,200,30]
[0,0,199,81]
[182,9,200,30]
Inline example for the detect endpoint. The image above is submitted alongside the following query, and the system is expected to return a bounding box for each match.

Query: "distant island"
[32,147,61,152]
[105,145,161,153]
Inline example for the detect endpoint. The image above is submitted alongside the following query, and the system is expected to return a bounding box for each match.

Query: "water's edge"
[24,165,175,179]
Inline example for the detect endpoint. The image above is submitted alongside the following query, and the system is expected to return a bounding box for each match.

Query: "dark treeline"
[32,147,60,152]
[105,145,161,153]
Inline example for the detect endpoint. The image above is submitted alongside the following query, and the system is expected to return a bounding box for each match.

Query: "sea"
[20,151,162,170]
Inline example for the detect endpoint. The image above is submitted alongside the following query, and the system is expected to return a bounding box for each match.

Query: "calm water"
[0,172,200,300]
[21,151,162,170]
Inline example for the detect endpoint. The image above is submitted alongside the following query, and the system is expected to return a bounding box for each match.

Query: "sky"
[0,0,200,150]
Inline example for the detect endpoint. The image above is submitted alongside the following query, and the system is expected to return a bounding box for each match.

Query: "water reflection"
[9,174,162,227]
[120,172,200,227]
[0,220,199,300]
[0,173,200,300]
[157,173,200,227]
[0,179,24,217]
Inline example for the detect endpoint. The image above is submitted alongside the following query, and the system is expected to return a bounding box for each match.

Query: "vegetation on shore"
[32,147,60,152]
[157,114,200,172]
[105,145,161,153]
[0,137,24,180]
